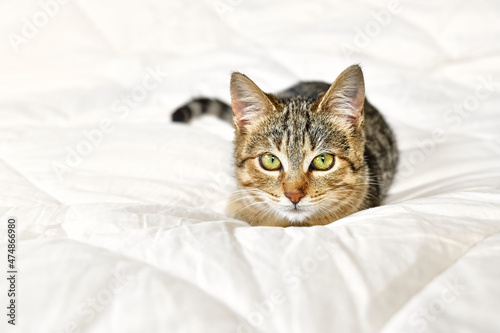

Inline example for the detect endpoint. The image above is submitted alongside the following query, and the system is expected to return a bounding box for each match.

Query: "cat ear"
[318,65,365,130]
[230,72,274,131]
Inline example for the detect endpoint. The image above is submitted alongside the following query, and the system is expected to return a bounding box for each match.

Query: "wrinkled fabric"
[1,0,500,332]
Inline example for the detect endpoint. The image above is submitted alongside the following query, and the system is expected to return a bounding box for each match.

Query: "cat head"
[229,65,369,226]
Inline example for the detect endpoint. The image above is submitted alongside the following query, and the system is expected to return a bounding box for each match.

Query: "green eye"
[311,154,335,171]
[259,153,282,171]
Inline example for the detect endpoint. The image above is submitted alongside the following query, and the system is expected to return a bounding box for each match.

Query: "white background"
[1,0,500,332]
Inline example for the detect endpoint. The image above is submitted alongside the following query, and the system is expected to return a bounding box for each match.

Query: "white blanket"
[1,0,500,332]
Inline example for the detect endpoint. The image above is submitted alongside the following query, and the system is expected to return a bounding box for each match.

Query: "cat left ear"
[230,72,275,132]
[318,65,365,130]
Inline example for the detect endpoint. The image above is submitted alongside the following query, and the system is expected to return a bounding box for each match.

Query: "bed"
[1,0,500,332]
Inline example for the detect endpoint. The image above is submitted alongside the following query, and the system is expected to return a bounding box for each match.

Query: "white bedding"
[1,0,500,332]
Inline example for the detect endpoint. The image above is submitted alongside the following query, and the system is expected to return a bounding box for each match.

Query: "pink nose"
[285,191,305,204]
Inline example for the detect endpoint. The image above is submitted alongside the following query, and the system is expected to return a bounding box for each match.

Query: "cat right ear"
[318,65,365,131]
[230,72,274,132]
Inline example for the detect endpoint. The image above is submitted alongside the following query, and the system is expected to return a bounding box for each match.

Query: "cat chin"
[277,208,312,223]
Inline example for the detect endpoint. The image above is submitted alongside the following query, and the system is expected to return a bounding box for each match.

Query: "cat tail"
[171,98,233,123]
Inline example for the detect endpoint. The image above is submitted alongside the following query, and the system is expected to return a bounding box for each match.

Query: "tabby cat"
[172,65,398,227]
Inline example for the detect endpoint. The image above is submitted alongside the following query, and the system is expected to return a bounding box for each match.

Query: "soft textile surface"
[1,0,500,332]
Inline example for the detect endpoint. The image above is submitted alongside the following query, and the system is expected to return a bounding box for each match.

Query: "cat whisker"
[259,206,281,226]
[248,204,273,225]
[232,200,268,217]
[225,195,260,206]
[334,182,381,189]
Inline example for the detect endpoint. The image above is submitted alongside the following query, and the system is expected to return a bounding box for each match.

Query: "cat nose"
[285,190,305,204]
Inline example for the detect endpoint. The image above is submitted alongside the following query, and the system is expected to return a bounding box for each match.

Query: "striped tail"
[171,98,233,123]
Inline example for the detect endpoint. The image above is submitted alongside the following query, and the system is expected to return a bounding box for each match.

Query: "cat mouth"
[280,205,312,222]
[289,203,308,212]
[287,204,301,212]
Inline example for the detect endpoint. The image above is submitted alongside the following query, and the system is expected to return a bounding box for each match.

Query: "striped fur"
[172,65,398,227]
[172,98,233,123]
